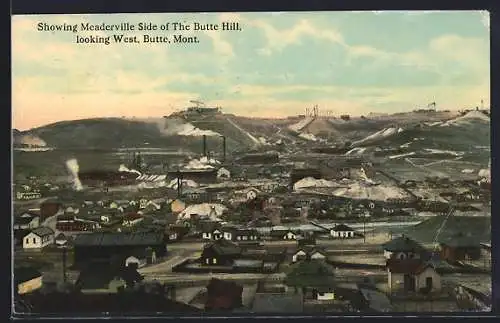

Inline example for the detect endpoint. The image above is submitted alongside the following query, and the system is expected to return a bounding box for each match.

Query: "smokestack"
[203,135,207,157]
[222,136,226,161]
[62,246,67,283]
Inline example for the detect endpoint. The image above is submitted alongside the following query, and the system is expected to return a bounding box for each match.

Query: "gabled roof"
[332,224,355,232]
[14,216,38,225]
[382,236,425,253]
[205,239,242,256]
[199,221,222,232]
[439,232,482,248]
[29,227,54,237]
[386,259,436,275]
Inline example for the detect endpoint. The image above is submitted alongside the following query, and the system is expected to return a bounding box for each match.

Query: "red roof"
[386,259,430,274]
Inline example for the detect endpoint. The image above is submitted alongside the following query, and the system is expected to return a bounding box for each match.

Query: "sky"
[12,11,490,130]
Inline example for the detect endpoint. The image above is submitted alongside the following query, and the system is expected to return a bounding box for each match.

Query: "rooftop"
[73,232,164,247]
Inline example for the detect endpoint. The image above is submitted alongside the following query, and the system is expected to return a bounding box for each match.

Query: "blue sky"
[12,11,490,130]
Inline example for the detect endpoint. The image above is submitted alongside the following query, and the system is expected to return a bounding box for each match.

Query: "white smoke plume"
[118,164,142,176]
[66,159,83,191]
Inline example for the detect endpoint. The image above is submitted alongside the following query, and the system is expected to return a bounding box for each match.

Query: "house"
[23,227,55,249]
[330,224,356,238]
[439,233,482,262]
[14,213,40,230]
[231,229,261,243]
[386,259,442,294]
[122,213,144,227]
[15,267,43,295]
[292,246,327,263]
[205,278,243,311]
[270,229,299,241]
[382,236,427,261]
[200,221,224,240]
[201,239,242,266]
[216,167,231,180]
[56,218,100,232]
[55,233,72,247]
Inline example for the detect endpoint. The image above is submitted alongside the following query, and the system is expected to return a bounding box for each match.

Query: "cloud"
[11,12,490,130]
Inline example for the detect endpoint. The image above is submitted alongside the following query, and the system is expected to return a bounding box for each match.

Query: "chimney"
[177,170,182,198]
[222,136,226,161]
[203,135,207,157]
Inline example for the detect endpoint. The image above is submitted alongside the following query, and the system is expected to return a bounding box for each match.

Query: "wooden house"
[386,259,441,294]
[22,227,55,249]
[439,233,482,262]
[200,240,242,266]
[292,246,327,263]
[200,221,224,240]
[330,224,356,238]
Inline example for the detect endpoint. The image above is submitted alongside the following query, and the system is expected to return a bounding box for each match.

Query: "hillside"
[12,111,490,160]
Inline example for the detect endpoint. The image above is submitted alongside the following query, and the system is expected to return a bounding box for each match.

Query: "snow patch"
[389,152,416,159]
[178,203,227,221]
[299,133,318,141]
[440,110,490,127]
[288,117,314,132]
[294,177,337,190]
[16,134,47,147]
[331,183,409,201]
[352,127,402,146]
[345,147,367,156]
[164,118,220,137]
[423,148,464,156]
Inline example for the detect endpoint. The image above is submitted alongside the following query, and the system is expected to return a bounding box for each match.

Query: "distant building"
[382,236,427,261]
[292,246,327,263]
[14,213,40,230]
[330,224,356,239]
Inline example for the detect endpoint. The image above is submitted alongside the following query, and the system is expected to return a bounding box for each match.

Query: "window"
[237,236,241,240]
[243,236,248,241]
[25,238,29,244]
[213,258,217,264]
[32,238,36,244]
[206,258,209,264]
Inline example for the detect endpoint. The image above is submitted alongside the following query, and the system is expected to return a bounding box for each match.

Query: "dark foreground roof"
[15,267,42,285]
[16,291,201,314]
[73,232,164,247]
